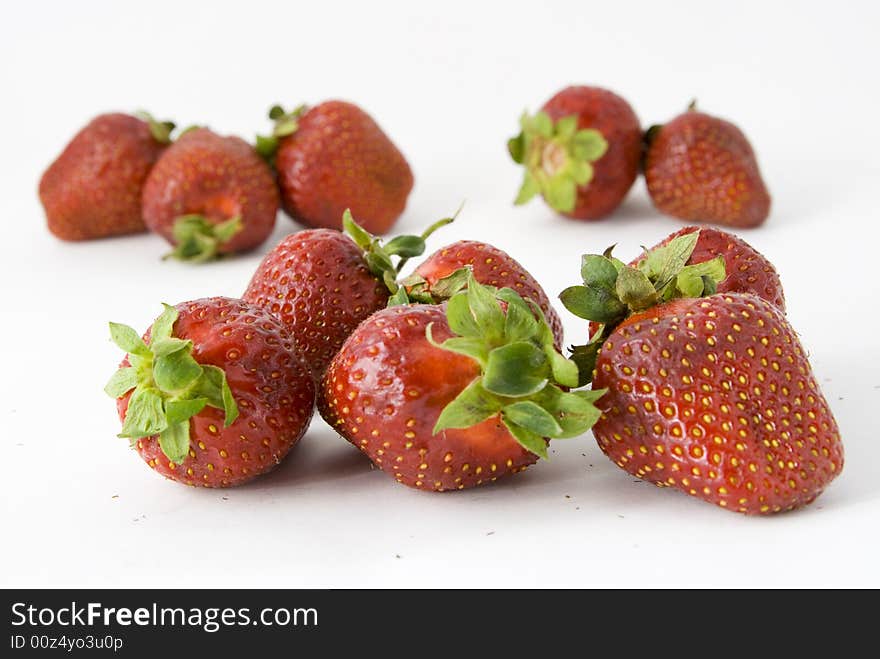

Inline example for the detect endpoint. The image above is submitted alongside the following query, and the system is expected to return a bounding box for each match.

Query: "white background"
[1,0,878,588]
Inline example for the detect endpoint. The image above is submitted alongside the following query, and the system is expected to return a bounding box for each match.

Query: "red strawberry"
[508,86,641,220]
[105,298,315,487]
[39,112,172,240]
[562,236,843,513]
[644,103,771,227]
[404,240,564,348]
[319,275,603,490]
[258,101,413,234]
[141,128,279,262]
[635,226,785,311]
[244,209,452,380]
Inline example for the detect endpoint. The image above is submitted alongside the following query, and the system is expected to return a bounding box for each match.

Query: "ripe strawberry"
[508,86,641,219]
[39,112,172,240]
[561,235,843,513]
[635,226,785,311]
[319,274,603,491]
[257,101,413,234]
[243,209,452,380]
[142,128,279,262]
[105,298,315,487]
[404,240,564,348]
[644,103,771,227]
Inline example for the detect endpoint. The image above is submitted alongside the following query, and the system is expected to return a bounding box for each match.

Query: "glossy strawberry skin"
[637,226,785,311]
[591,293,842,514]
[275,101,413,234]
[243,229,389,381]
[644,110,771,227]
[413,240,564,348]
[542,86,641,220]
[319,304,538,490]
[141,128,278,253]
[117,297,315,487]
[39,113,166,240]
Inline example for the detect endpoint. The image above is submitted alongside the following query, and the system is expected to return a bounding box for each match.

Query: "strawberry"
[635,226,785,311]
[243,209,452,380]
[39,112,173,240]
[644,103,771,227]
[257,101,413,234]
[561,232,843,513]
[319,274,603,491]
[404,240,564,348]
[508,86,641,220]
[141,128,279,262]
[104,298,315,487]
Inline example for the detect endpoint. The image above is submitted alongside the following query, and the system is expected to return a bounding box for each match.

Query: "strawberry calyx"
[560,229,726,385]
[508,111,608,212]
[428,272,604,458]
[163,215,243,263]
[135,110,176,145]
[254,103,308,164]
[343,208,455,298]
[104,304,239,464]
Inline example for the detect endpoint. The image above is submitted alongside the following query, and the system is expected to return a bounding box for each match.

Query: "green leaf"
[503,418,548,459]
[643,230,700,291]
[109,322,149,356]
[387,287,411,307]
[165,215,242,263]
[569,342,603,387]
[433,378,501,433]
[193,365,238,428]
[445,292,481,338]
[571,129,608,161]
[153,349,203,393]
[555,115,578,140]
[104,367,138,398]
[214,216,243,243]
[532,111,553,138]
[342,209,373,250]
[569,160,594,186]
[165,398,208,426]
[483,341,548,397]
[502,293,539,343]
[150,337,191,359]
[543,176,577,212]
[433,336,489,367]
[535,387,602,438]
[675,255,726,297]
[546,348,579,388]
[616,266,658,311]
[384,235,425,258]
[273,117,299,137]
[507,132,525,163]
[465,275,505,344]
[192,366,223,408]
[254,134,278,160]
[514,171,541,205]
[150,304,179,342]
[581,254,619,288]
[365,251,394,279]
[559,285,626,324]
[573,388,608,404]
[158,421,191,464]
[502,400,563,436]
[220,371,238,427]
[429,266,471,299]
[119,387,167,439]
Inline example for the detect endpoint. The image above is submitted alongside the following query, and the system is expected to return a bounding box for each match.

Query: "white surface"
[1,0,878,588]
